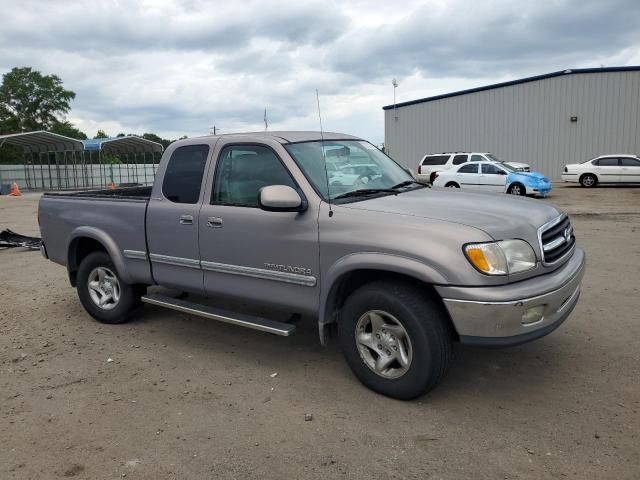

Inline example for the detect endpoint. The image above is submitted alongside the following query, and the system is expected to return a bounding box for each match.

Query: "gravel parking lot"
[1,185,639,479]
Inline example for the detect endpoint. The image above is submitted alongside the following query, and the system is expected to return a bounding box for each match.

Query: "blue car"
[506,170,552,196]
[433,160,552,197]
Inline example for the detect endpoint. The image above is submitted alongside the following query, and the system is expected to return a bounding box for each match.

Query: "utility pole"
[392,78,399,121]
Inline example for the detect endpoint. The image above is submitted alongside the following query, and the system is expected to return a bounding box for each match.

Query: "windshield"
[285,140,415,200]
[486,153,516,171]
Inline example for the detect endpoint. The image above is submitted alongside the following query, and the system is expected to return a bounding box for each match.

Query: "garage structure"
[383,66,640,179]
[0,131,163,191]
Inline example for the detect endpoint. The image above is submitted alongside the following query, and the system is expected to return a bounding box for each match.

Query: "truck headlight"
[464,239,536,275]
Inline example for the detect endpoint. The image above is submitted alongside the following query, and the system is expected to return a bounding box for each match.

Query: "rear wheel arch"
[67,229,131,286]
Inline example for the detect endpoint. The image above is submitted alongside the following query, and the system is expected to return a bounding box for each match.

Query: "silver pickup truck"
[39,131,586,399]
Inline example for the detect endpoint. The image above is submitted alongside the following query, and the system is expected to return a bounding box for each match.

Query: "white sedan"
[562,155,640,187]
[432,161,553,196]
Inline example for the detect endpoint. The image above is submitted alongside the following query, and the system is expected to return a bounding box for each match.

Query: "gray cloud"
[1,0,638,143]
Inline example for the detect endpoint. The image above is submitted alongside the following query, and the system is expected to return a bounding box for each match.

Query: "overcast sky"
[1,0,639,143]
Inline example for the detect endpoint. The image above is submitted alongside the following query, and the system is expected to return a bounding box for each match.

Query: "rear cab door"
[146,140,216,293]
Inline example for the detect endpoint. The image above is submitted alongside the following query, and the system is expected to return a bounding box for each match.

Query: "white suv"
[417,152,531,184]
[562,155,640,187]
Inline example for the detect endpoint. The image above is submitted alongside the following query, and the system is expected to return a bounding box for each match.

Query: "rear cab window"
[162,145,210,203]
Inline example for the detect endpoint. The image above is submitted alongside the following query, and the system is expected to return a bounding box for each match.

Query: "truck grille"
[539,215,575,265]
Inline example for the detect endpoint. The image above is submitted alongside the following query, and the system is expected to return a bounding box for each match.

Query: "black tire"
[508,183,526,196]
[338,281,453,400]
[445,182,460,188]
[76,251,143,324]
[580,173,597,188]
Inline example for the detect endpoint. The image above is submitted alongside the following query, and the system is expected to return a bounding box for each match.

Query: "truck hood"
[338,187,561,241]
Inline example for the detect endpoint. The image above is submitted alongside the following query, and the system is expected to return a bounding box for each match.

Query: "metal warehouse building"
[383,66,640,179]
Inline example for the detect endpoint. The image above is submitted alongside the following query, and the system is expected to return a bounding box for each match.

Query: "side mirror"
[259,185,307,212]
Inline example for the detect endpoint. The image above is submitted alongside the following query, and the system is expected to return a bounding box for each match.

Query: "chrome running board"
[141,293,296,336]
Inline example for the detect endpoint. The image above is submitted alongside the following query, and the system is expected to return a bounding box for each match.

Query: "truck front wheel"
[76,251,143,324]
[338,281,453,400]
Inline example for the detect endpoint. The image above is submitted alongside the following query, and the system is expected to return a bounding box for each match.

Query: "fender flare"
[318,252,449,343]
[67,226,133,285]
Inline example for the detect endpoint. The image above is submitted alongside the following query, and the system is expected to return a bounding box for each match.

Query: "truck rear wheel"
[338,281,453,400]
[76,251,143,324]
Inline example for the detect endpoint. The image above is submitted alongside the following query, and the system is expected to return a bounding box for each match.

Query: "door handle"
[179,215,193,225]
[207,217,223,228]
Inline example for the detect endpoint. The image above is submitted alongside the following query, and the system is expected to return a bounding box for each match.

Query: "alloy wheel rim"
[584,176,594,186]
[511,185,521,195]
[355,310,413,379]
[87,267,121,310]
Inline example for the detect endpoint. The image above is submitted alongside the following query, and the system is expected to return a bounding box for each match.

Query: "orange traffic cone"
[110,182,117,190]
[9,182,22,196]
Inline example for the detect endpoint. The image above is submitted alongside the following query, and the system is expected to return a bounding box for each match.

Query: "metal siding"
[385,71,640,179]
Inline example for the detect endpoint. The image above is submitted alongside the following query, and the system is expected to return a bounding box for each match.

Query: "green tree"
[0,67,76,133]
[94,129,109,139]
[49,119,87,140]
[142,132,172,150]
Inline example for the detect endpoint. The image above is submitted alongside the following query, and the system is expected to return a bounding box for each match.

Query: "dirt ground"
[1,184,639,479]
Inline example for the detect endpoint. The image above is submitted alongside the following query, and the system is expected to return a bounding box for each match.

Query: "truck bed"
[39,186,153,285]
[43,185,152,201]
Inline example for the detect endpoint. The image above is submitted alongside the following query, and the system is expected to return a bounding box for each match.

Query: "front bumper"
[531,184,552,196]
[436,248,586,347]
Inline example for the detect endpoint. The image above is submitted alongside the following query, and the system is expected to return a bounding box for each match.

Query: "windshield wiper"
[391,180,423,189]
[333,188,398,200]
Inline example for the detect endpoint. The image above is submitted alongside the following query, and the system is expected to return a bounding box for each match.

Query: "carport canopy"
[0,130,84,152]
[82,136,163,155]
